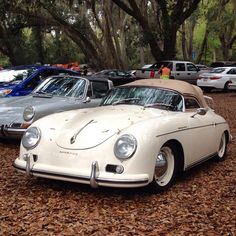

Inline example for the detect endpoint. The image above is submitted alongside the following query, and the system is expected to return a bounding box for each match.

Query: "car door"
[186,63,199,84]
[184,98,218,167]
[173,63,187,81]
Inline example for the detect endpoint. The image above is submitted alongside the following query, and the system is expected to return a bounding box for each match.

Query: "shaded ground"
[0,92,235,235]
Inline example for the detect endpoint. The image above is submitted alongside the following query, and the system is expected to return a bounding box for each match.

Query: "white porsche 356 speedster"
[13,79,232,192]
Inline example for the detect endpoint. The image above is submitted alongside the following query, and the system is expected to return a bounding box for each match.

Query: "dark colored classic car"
[0,66,79,97]
[0,75,113,139]
[90,69,137,86]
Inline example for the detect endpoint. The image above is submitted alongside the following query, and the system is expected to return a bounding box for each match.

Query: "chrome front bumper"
[13,157,150,188]
[0,124,26,139]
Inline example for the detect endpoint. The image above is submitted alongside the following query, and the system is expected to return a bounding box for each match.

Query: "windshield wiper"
[144,102,174,110]
[112,98,140,105]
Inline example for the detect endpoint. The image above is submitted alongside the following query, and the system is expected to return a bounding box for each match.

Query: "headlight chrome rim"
[23,106,35,121]
[114,134,137,160]
[22,127,41,150]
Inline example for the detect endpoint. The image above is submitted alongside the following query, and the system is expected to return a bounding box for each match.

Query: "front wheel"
[150,142,179,192]
[214,132,227,161]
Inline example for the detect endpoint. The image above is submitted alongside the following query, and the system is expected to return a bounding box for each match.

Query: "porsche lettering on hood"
[55,106,164,150]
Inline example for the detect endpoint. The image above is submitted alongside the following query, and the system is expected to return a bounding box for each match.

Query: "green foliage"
[0,0,235,68]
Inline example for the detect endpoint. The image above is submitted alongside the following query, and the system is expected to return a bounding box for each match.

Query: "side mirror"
[191,108,208,118]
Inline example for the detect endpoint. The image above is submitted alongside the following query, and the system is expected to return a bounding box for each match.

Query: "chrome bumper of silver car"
[13,158,149,188]
[0,124,26,138]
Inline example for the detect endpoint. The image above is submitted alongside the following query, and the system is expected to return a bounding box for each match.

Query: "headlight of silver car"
[22,127,41,149]
[0,89,12,97]
[114,134,137,160]
[23,106,35,121]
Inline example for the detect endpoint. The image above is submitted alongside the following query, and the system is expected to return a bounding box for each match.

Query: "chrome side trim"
[156,122,228,138]
[185,152,217,170]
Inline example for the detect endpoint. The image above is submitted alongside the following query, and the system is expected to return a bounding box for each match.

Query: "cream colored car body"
[14,79,231,189]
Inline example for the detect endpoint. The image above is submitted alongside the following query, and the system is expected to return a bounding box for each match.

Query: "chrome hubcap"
[154,146,175,186]
[155,152,168,178]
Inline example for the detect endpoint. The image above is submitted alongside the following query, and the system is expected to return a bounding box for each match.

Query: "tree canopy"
[0,0,235,69]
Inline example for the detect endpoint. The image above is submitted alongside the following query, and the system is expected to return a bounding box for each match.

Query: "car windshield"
[101,86,183,111]
[0,69,36,83]
[33,76,87,98]
[92,70,108,76]
[210,68,226,74]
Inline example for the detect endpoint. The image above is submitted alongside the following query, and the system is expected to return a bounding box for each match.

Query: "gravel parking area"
[0,92,235,235]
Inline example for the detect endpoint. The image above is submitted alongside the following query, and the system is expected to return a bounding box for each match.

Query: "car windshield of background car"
[101,86,183,111]
[0,69,36,83]
[210,68,225,74]
[152,61,172,69]
[33,77,86,98]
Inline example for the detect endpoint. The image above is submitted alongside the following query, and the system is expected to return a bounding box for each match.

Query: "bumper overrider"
[13,154,150,188]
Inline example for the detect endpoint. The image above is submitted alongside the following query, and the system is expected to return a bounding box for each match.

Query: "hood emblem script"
[70,119,94,144]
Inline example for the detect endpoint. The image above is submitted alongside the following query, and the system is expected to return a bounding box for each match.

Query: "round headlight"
[114,134,137,160]
[0,89,12,97]
[23,106,35,121]
[22,127,41,149]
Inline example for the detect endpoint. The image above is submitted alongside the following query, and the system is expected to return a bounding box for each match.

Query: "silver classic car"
[0,75,113,139]
[14,79,231,192]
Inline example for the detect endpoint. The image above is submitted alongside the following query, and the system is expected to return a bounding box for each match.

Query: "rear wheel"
[214,132,227,161]
[150,142,179,192]
[223,82,230,92]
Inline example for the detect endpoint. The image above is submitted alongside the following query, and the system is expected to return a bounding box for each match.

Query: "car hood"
[55,105,167,150]
[0,95,80,123]
[0,94,79,108]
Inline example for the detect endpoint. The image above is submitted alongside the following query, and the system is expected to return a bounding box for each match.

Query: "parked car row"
[0,63,233,192]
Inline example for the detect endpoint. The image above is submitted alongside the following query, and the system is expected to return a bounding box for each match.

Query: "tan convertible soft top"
[123,79,208,108]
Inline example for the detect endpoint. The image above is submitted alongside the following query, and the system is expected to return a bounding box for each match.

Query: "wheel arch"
[162,139,185,172]
[224,129,230,144]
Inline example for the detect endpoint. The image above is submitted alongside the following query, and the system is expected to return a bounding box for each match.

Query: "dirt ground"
[0,92,235,236]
